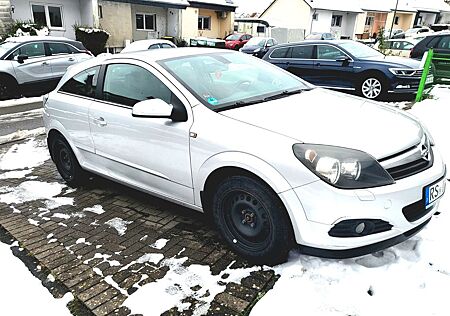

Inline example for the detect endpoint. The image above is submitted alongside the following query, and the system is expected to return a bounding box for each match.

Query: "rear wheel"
[359,75,386,100]
[212,175,293,265]
[50,135,87,187]
[0,76,20,101]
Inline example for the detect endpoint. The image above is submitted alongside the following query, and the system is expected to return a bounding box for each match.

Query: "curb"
[0,100,43,116]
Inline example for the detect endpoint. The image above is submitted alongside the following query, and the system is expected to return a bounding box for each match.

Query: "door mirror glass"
[17,54,29,64]
[132,98,173,119]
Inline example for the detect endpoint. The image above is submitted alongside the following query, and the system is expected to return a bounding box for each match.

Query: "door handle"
[68,57,75,62]
[93,117,107,127]
[315,63,321,67]
[42,62,49,66]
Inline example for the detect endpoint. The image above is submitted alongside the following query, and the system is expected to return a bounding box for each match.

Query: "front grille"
[379,133,433,181]
[386,153,433,180]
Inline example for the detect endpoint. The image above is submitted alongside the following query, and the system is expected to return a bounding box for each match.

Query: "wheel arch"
[0,72,19,84]
[195,152,305,242]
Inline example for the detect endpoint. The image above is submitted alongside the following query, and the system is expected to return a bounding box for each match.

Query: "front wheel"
[359,75,386,100]
[0,76,20,101]
[212,176,294,265]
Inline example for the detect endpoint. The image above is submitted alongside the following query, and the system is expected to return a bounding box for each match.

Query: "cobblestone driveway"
[0,137,277,316]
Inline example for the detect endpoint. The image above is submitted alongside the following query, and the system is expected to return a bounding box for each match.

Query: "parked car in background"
[225,33,252,50]
[374,39,419,57]
[44,48,446,264]
[393,27,433,39]
[383,29,404,39]
[0,36,92,100]
[410,32,450,59]
[263,40,423,100]
[306,32,336,40]
[240,37,278,58]
[121,39,177,53]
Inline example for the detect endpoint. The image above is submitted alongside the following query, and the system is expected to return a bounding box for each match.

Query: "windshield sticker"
[207,97,219,106]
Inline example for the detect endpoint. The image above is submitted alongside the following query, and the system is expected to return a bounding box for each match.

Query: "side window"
[11,42,45,58]
[317,45,346,60]
[60,66,100,98]
[267,39,274,47]
[102,64,173,107]
[392,41,402,49]
[437,36,450,49]
[148,44,160,50]
[48,42,70,55]
[291,45,313,59]
[161,43,174,48]
[403,42,414,50]
[428,37,441,48]
[270,47,289,58]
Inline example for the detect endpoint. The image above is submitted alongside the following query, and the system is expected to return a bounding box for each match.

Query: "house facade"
[2,0,235,51]
[0,0,12,36]
[355,1,391,39]
[260,0,362,39]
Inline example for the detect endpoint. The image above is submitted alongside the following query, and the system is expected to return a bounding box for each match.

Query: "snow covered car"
[120,39,177,53]
[43,48,446,264]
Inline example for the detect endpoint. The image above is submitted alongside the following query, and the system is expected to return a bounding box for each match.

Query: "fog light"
[396,84,411,89]
[355,222,365,234]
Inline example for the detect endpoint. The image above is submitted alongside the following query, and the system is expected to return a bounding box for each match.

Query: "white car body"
[375,39,419,57]
[43,48,446,259]
[120,39,176,53]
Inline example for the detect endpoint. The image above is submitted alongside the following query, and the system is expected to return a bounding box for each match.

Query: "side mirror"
[17,54,29,64]
[336,56,351,64]
[132,99,173,119]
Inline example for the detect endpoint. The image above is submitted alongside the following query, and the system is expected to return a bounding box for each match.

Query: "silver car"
[0,36,92,100]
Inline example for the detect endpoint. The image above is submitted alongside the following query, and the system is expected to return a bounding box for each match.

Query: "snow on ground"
[125,255,259,316]
[251,85,450,316]
[0,138,49,171]
[83,204,105,215]
[0,127,46,145]
[105,217,133,236]
[150,238,169,250]
[0,241,73,316]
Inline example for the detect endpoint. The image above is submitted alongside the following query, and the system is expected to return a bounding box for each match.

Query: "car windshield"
[0,41,17,58]
[339,41,384,58]
[246,38,266,47]
[226,34,241,41]
[159,52,311,111]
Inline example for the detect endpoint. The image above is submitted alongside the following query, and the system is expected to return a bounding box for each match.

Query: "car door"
[284,45,315,83]
[433,36,450,78]
[312,44,355,89]
[46,42,79,78]
[9,42,53,84]
[88,60,194,204]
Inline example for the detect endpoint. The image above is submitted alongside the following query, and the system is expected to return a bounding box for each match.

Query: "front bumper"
[279,145,446,256]
[388,76,421,94]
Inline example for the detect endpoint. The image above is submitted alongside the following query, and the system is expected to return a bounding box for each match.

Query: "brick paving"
[0,137,277,316]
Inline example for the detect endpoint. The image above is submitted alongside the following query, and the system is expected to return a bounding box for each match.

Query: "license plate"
[425,179,446,208]
[425,74,434,85]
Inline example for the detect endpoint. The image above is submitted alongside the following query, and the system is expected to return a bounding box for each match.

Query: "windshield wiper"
[262,88,311,102]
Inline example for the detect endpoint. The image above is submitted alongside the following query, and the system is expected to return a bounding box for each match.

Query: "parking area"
[0,136,277,316]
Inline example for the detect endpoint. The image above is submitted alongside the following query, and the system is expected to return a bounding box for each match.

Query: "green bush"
[74,25,109,56]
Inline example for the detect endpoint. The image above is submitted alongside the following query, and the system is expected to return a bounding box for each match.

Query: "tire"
[0,75,20,101]
[359,74,386,100]
[212,175,294,265]
[50,135,87,187]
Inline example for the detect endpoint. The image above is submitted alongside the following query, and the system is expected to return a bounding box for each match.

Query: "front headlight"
[293,144,394,189]
[388,68,421,76]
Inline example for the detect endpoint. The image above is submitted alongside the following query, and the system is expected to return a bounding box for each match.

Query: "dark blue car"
[262,40,423,100]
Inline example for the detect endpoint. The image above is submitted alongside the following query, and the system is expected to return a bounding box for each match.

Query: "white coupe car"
[43,48,446,264]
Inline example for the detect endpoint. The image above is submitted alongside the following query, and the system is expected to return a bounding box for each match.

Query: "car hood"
[364,55,422,68]
[220,89,423,160]
[241,45,260,52]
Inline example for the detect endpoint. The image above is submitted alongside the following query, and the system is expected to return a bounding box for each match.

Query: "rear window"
[60,66,100,98]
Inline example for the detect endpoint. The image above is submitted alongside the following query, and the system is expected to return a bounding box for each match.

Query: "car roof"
[273,39,350,47]
[5,36,74,43]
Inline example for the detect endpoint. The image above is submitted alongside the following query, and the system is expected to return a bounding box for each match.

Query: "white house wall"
[311,9,332,33]
[10,0,85,39]
[261,0,311,29]
[131,4,167,40]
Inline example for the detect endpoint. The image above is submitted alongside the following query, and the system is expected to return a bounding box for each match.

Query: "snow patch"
[83,205,105,215]
[0,128,46,145]
[0,138,49,171]
[150,238,169,250]
[105,217,132,236]
[0,181,70,207]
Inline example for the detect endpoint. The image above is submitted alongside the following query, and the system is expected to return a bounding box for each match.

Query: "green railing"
[416,49,450,102]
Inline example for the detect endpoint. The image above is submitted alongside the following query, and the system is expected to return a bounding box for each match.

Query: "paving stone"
[78,282,110,302]
[85,288,121,310]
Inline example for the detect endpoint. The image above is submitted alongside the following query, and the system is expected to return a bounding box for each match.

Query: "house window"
[365,16,374,26]
[312,13,318,21]
[31,4,63,28]
[394,16,400,25]
[198,16,211,30]
[331,15,342,27]
[136,13,156,31]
